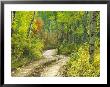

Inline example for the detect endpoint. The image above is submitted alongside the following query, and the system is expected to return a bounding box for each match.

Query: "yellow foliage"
[67,44,100,77]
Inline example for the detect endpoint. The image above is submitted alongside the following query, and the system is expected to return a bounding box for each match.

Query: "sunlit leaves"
[11,11,44,69]
[12,11,34,35]
[66,44,100,77]
[11,11,100,77]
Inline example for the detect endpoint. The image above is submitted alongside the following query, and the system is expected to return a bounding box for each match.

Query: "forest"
[11,11,100,77]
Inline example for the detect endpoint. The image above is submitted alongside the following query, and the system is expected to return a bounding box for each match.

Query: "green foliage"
[58,41,79,55]
[11,11,44,69]
[12,11,34,35]
[11,11,100,77]
[11,33,44,69]
[65,44,100,77]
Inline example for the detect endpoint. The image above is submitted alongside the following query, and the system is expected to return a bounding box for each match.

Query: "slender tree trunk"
[69,25,72,43]
[11,11,16,36]
[89,11,97,64]
[82,11,88,43]
[11,11,16,23]
[61,23,64,42]
[54,12,58,44]
[43,11,46,32]
[27,11,35,37]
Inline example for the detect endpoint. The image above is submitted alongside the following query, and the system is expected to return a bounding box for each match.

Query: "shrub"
[58,41,79,55]
[11,34,44,69]
[66,43,100,77]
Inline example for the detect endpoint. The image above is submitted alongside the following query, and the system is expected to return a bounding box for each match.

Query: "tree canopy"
[11,11,100,77]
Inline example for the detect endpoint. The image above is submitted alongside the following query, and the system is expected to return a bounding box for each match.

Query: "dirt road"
[12,49,69,77]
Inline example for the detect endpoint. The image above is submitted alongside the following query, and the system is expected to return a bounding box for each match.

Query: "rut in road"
[40,55,68,77]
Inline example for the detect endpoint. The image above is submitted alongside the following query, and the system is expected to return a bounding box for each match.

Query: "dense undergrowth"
[62,43,100,77]
[11,34,44,69]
